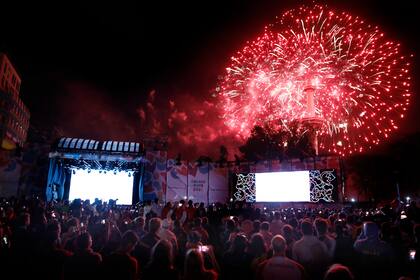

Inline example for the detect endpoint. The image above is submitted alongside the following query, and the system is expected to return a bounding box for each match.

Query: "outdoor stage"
[46,138,344,205]
[46,137,145,205]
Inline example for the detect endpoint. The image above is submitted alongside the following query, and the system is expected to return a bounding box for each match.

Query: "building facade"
[0,53,30,149]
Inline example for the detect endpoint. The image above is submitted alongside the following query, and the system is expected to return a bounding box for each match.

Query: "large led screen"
[255,171,310,202]
[69,169,133,205]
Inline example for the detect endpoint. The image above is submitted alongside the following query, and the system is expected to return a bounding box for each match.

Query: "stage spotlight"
[406,196,410,202]
[351,198,356,202]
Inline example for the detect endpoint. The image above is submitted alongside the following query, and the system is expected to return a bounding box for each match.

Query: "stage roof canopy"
[49,138,145,170]
[56,138,142,154]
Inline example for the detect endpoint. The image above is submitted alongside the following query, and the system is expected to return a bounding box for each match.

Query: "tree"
[195,155,212,166]
[239,121,314,161]
[219,145,228,163]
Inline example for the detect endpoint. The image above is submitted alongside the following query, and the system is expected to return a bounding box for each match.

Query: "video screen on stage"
[69,169,133,205]
[232,169,337,203]
[255,171,310,202]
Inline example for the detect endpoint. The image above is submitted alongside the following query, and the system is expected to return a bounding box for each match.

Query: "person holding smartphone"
[409,249,416,261]
[353,222,395,279]
[0,224,10,250]
[186,231,220,273]
[406,224,420,278]
[61,218,81,252]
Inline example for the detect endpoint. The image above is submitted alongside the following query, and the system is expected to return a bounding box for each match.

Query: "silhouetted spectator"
[38,221,73,279]
[293,219,329,279]
[133,216,146,239]
[158,218,178,253]
[260,221,273,248]
[315,218,336,260]
[406,223,419,278]
[222,234,253,280]
[270,211,285,236]
[220,218,237,250]
[173,218,187,251]
[141,218,162,249]
[333,221,354,266]
[161,202,172,219]
[353,222,394,279]
[252,220,261,236]
[142,239,179,280]
[133,217,161,269]
[187,200,196,221]
[354,222,394,258]
[248,233,267,273]
[197,202,207,218]
[256,235,305,280]
[62,217,80,252]
[151,198,162,217]
[102,230,139,280]
[64,232,102,280]
[184,249,218,280]
[193,217,209,244]
[324,264,354,280]
[282,224,296,258]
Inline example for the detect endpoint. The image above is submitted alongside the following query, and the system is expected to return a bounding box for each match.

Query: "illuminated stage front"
[46,137,145,205]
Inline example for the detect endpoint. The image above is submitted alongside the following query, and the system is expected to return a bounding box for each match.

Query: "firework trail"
[216,5,413,156]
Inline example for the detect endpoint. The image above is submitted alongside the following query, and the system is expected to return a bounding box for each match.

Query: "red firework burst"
[216,5,413,156]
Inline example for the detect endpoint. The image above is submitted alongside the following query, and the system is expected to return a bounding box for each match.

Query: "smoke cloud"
[53,82,242,160]
[137,90,242,160]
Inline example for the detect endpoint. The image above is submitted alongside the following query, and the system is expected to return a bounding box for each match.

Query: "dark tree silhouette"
[195,155,212,166]
[239,121,314,161]
[218,145,228,165]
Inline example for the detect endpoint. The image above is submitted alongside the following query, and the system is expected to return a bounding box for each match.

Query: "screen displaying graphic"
[255,171,310,202]
[233,169,337,203]
[69,169,133,205]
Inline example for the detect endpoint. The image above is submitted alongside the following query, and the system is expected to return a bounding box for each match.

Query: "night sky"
[1,0,419,156]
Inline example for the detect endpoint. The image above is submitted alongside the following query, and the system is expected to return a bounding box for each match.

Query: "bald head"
[271,235,287,254]
[149,218,162,234]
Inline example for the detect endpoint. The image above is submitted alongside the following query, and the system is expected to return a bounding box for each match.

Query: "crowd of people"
[0,195,419,280]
